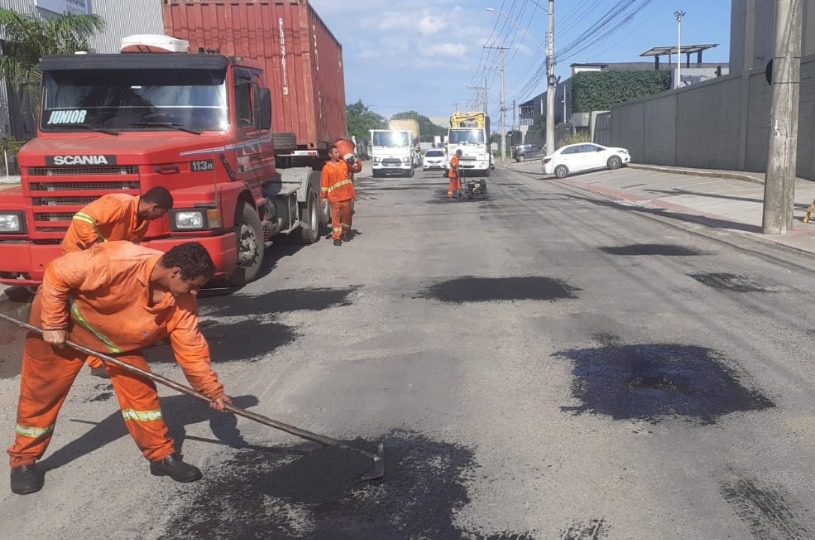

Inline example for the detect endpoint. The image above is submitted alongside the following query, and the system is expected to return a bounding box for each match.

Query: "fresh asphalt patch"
[560,518,609,540]
[418,276,579,304]
[147,319,297,364]
[599,244,705,256]
[556,343,774,424]
[688,272,773,293]
[720,475,813,539]
[202,286,359,318]
[161,430,535,539]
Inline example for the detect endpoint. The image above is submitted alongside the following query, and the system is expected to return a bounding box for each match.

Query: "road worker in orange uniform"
[321,144,363,246]
[61,187,173,254]
[61,187,173,375]
[8,241,231,495]
[448,148,463,199]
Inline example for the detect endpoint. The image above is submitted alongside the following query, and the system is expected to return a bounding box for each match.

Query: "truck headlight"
[402,157,410,164]
[171,208,222,231]
[0,212,24,233]
[373,157,381,164]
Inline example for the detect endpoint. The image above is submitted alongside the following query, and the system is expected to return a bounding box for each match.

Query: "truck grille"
[26,166,140,236]
[382,159,402,166]
[28,165,139,176]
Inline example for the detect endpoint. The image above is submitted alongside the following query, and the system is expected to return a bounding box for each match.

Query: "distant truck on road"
[447,111,491,177]
[370,126,416,178]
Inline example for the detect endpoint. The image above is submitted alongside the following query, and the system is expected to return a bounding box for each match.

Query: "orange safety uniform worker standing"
[8,241,231,495]
[60,187,173,373]
[448,149,463,199]
[321,144,363,246]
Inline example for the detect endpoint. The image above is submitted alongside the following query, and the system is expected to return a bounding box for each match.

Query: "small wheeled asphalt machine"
[457,167,487,200]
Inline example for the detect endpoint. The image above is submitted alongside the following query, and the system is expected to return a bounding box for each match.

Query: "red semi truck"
[0,1,346,286]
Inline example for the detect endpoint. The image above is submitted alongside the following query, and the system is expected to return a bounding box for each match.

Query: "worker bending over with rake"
[61,187,174,376]
[8,241,231,495]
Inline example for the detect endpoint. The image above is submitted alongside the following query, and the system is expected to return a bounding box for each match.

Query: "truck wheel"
[229,203,265,286]
[372,170,381,178]
[484,168,490,177]
[554,165,569,178]
[299,190,320,244]
[408,167,414,178]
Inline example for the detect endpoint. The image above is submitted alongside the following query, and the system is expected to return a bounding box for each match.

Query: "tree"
[347,100,386,146]
[391,111,446,142]
[0,9,104,84]
[0,9,104,140]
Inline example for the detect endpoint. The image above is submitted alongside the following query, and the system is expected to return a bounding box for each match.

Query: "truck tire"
[484,168,490,177]
[229,203,265,286]
[408,167,414,178]
[299,189,320,244]
[372,170,381,178]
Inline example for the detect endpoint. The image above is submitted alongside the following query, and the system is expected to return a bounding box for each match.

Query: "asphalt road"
[1,164,815,539]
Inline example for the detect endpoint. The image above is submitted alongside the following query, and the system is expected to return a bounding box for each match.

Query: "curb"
[627,163,764,185]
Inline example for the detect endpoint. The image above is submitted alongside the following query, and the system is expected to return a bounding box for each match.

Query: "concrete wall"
[595,53,815,181]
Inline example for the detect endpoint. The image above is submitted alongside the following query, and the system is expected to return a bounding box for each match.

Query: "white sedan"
[542,143,630,178]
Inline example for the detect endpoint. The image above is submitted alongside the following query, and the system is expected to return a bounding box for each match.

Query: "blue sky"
[309,0,732,122]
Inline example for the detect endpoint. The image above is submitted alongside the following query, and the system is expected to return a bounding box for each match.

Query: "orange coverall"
[321,158,363,240]
[61,193,148,254]
[448,154,462,197]
[61,193,149,369]
[8,241,224,468]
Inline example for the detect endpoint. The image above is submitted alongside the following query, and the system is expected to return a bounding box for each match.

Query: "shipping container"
[162,0,347,151]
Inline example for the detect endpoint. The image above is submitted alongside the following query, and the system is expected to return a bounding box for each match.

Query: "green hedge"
[571,70,671,113]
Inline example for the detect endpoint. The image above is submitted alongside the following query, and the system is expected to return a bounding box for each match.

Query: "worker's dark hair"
[142,186,174,210]
[160,242,215,280]
[329,144,338,152]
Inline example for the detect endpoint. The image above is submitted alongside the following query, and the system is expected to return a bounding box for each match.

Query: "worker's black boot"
[333,239,342,246]
[10,464,43,495]
[149,454,202,483]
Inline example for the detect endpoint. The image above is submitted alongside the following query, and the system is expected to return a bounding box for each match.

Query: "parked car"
[542,143,630,178]
[422,148,447,171]
[513,144,545,162]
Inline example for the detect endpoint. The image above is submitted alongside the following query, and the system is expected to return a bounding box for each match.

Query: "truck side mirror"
[254,88,272,130]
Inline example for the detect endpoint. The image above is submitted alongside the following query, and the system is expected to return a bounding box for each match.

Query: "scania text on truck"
[370,129,415,178]
[0,31,341,286]
[447,111,491,177]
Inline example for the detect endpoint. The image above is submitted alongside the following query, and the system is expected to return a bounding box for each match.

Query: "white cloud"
[426,42,467,57]
[417,14,447,35]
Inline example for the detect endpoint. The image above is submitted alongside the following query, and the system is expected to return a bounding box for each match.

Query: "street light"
[674,10,686,90]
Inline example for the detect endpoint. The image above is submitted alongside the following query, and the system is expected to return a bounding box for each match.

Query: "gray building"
[730,0,815,74]
[0,0,164,142]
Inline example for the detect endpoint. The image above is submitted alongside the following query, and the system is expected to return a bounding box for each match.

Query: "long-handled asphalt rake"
[0,312,385,482]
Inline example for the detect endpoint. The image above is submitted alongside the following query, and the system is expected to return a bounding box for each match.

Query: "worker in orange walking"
[8,241,231,495]
[61,187,173,376]
[321,144,363,246]
[448,148,463,199]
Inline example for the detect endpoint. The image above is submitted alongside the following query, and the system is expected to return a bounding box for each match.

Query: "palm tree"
[0,9,103,142]
[0,9,104,84]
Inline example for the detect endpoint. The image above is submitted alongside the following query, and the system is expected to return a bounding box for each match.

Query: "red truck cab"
[0,43,325,286]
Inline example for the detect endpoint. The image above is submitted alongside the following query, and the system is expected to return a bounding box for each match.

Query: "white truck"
[370,129,415,177]
[447,111,491,177]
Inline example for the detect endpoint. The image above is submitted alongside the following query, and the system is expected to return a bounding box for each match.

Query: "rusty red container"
[162,0,347,151]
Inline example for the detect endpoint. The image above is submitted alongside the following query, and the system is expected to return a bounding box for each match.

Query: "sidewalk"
[508,160,815,257]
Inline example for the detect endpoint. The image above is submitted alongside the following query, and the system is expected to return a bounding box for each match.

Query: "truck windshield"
[449,129,485,144]
[41,69,228,132]
[373,131,409,147]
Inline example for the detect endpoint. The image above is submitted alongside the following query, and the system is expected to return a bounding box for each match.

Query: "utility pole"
[546,0,556,154]
[484,45,509,160]
[674,11,686,89]
[484,76,489,114]
[763,0,804,234]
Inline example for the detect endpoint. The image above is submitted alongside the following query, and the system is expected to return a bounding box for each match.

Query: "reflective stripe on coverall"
[8,242,224,467]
